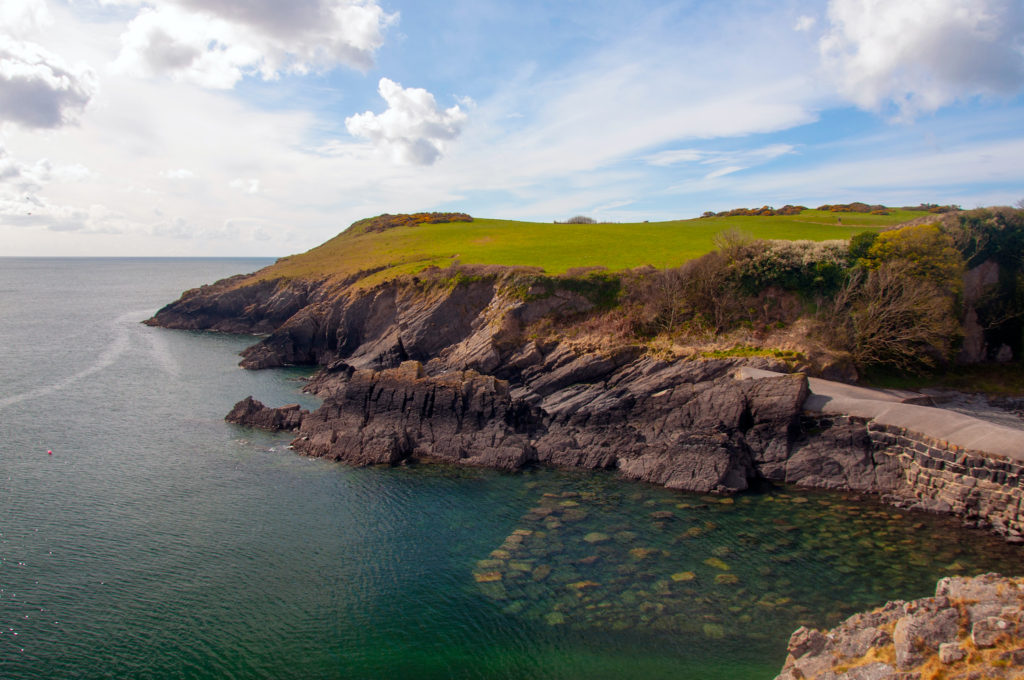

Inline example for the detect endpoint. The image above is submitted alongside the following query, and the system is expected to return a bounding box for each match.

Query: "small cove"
[0,258,1020,680]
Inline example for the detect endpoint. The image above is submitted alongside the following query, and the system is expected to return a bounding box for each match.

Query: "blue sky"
[1,0,1023,256]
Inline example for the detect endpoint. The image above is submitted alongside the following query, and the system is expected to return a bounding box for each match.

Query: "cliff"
[151,258,1024,539]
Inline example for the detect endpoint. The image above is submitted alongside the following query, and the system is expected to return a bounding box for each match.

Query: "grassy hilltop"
[259,207,931,285]
[217,204,1024,389]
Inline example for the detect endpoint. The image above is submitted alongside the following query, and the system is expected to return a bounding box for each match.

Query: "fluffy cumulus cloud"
[0,143,50,192]
[0,35,97,128]
[346,78,468,165]
[0,143,99,231]
[821,0,1024,117]
[0,0,52,37]
[113,0,397,88]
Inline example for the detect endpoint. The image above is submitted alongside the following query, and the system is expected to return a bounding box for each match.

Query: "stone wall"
[804,413,1024,540]
[866,421,1024,538]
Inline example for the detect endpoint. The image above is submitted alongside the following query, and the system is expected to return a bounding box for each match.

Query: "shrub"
[847,231,878,266]
[731,239,848,294]
[822,262,960,372]
[863,223,964,294]
[622,251,741,336]
[699,205,807,218]
[564,215,597,224]
[347,212,472,234]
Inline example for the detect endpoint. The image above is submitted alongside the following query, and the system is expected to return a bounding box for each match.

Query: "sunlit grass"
[254,209,931,286]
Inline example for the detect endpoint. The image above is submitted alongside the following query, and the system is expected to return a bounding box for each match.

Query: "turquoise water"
[0,258,1019,679]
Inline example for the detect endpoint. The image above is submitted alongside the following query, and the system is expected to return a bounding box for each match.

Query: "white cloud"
[705,165,745,180]
[161,167,195,179]
[821,0,1024,118]
[113,0,397,89]
[644,144,795,173]
[345,78,468,165]
[0,144,49,191]
[229,177,260,194]
[0,144,105,231]
[676,136,1024,200]
[644,149,705,166]
[794,15,816,32]
[0,0,53,37]
[0,35,97,128]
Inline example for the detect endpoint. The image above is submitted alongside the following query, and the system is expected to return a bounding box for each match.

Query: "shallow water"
[0,258,1019,679]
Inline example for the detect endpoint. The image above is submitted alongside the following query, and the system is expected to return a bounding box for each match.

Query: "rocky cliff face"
[775,573,1024,680]
[226,352,898,495]
[150,268,911,495]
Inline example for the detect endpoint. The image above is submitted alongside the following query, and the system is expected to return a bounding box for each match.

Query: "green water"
[0,258,1019,679]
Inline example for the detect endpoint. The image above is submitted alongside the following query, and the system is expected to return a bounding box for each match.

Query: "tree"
[824,261,960,372]
[863,223,964,294]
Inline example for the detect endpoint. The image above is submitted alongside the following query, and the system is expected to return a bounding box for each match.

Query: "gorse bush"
[861,223,964,294]
[348,212,472,234]
[731,239,848,294]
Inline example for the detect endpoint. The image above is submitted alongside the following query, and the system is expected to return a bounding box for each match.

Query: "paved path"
[735,367,1024,462]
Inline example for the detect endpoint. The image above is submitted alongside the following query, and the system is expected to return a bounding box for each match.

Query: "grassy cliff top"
[254,208,932,286]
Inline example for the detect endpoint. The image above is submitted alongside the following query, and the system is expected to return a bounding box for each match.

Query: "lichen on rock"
[774,573,1024,680]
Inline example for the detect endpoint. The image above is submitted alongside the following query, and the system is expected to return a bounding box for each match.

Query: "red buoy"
[47,450,52,455]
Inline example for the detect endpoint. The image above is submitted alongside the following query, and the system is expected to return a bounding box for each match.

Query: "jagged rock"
[892,598,958,668]
[225,397,307,431]
[159,262,1022,530]
[775,574,1024,680]
[145,276,312,335]
[257,349,810,494]
[292,361,535,469]
[939,642,966,664]
[972,616,1014,648]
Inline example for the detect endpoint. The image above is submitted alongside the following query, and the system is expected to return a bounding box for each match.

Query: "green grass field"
[260,208,931,284]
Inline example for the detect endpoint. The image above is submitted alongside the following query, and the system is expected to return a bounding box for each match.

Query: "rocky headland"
[149,245,1024,679]
[148,264,1024,541]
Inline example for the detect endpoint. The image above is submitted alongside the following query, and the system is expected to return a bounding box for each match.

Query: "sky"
[1,0,1023,257]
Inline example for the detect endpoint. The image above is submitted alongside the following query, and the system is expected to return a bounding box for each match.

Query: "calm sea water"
[0,258,1020,680]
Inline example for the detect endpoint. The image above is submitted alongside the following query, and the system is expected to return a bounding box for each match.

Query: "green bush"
[731,239,848,294]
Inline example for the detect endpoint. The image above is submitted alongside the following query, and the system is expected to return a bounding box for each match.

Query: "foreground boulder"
[775,573,1024,680]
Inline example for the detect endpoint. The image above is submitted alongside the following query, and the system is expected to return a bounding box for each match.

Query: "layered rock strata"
[150,269,1024,535]
[775,573,1024,680]
[232,356,821,494]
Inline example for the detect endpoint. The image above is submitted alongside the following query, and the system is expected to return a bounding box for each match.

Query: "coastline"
[146,265,1024,542]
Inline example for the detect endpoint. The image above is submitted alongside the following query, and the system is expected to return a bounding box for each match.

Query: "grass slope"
[260,209,931,285]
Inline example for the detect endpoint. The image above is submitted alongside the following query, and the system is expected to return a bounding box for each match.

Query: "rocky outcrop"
[293,361,534,469]
[775,573,1024,680]
[225,396,307,431]
[144,275,321,335]
[158,265,1024,531]
[238,354,812,494]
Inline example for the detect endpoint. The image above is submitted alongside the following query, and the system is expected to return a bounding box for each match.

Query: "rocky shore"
[152,266,1024,678]
[775,573,1024,680]
[151,268,1024,540]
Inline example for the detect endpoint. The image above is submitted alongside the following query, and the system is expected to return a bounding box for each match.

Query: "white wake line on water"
[144,324,180,379]
[0,309,155,410]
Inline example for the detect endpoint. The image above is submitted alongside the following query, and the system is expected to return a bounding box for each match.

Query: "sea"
[0,257,1020,680]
